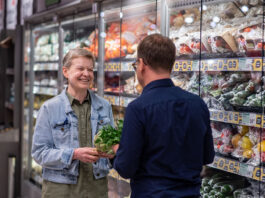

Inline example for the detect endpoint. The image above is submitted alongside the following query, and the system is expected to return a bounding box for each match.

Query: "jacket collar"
[142,78,174,94]
[59,88,103,114]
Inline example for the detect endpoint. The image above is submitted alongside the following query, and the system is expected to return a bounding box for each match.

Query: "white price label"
[239,163,254,178]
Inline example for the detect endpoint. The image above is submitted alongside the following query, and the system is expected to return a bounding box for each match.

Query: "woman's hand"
[98,152,115,159]
[73,147,99,163]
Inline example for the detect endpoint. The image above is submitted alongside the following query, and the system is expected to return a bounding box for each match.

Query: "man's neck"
[143,73,170,87]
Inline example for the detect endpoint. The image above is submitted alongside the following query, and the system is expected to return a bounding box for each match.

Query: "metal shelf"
[209,109,264,128]
[208,155,265,182]
[173,58,265,72]
[104,94,136,107]
[33,86,58,96]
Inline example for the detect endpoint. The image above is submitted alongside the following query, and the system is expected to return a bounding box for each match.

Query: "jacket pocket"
[97,117,111,129]
[52,119,71,148]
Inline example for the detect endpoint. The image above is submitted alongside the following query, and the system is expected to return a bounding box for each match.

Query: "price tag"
[233,112,239,124]
[217,111,225,122]
[239,163,254,178]
[251,58,263,71]
[238,58,248,71]
[192,60,199,71]
[252,167,265,181]
[248,113,256,125]
[241,113,250,125]
[225,59,238,71]
[255,114,262,127]
[122,62,134,71]
[174,61,192,71]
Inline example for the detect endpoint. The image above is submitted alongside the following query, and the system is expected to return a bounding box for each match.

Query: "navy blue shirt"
[113,79,215,198]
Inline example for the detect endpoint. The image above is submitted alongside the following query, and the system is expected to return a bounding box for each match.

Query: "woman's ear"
[62,66,69,79]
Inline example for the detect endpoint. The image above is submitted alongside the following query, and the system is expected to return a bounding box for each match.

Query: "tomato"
[244,27,251,32]
[215,40,222,47]
[257,42,263,49]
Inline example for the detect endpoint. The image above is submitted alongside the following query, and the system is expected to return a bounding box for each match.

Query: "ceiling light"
[185,17,194,24]
[241,5,249,13]
[213,16,220,23]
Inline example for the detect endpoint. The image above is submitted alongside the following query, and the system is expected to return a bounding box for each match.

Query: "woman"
[32,48,114,198]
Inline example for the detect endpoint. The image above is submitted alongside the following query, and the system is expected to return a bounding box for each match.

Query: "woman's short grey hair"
[63,48,95,68]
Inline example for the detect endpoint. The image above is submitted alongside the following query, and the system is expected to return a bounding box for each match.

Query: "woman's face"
[63,57,94,91]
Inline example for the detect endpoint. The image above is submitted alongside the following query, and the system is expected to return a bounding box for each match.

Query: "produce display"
[200,71,265,112]
[211,121,265,165]
[34,32,59,61]
[69,15,157,60]
[171,72,199,95]
[201,172,247,198]
[200,170,265,198]
[169,1,264,58]
[94,120,123,154]
[168,0,265,194]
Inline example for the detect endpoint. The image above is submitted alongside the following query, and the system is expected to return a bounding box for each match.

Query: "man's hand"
[112,144,119,154]
[72,147,99,163]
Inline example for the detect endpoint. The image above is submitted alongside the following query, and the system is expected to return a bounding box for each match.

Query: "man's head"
[134,33,176,87]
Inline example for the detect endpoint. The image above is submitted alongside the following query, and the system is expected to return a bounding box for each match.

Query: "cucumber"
[220,180,245,194]
[202,194,209,198]
[212,181,232,190]
[202,178,211,187]
[214,192,226,198]
[209,190,217,196]
[203,186,212,193]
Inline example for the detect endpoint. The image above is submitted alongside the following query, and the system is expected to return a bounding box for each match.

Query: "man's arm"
[202,104,215,165]
[113,104,144,179]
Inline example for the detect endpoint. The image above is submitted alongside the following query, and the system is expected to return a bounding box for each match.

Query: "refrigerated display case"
[22,22,60,187]
[166,0,265,197]
[22,0,265,197]
[22,5,99,194]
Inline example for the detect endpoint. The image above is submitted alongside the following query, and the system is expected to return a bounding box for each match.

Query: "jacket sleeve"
[113,104,144,179]
[31,104,74,170]
[108,103,115,128]
[202,104,215,165]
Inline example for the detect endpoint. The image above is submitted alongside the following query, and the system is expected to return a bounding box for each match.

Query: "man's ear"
[138,58,146,72]
[62,66,69,79]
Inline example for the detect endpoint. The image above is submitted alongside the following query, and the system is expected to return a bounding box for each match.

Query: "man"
[32,48,113,198]
[112,34,215,198]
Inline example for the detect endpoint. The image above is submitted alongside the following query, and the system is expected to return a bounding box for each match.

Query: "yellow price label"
[252,167,265,182]
[174,61,192,71]
[251,59,265,71]
[255,115,262,127]
[201,59,238,71]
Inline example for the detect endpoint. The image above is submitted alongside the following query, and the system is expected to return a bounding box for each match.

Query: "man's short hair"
[137,33,176,72]
[63,48,95,68]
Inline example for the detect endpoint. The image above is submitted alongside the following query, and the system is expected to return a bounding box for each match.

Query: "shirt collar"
[66,90,90,106]
[142,78,174,94]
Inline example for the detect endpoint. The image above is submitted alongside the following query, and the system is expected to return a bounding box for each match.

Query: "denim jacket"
[31,89,114,184]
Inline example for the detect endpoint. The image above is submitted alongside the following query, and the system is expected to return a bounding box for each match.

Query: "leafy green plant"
[94,120,123,154]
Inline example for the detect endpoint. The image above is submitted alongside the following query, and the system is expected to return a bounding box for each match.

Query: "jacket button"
[61,128,64,132]
[96,173,100,177]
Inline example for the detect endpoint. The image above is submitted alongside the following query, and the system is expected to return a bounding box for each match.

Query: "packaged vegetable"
[94,120,123,154]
